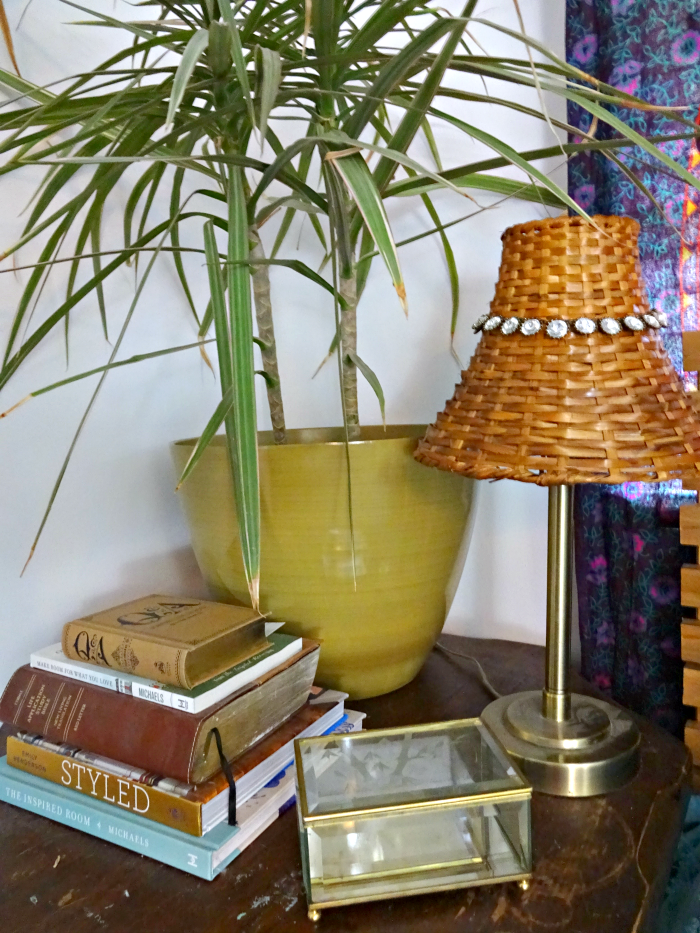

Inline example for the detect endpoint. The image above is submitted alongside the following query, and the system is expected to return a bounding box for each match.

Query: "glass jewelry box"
[294,718,532,920]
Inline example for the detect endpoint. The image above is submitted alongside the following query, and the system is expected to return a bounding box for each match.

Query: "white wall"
[0,0,565,692]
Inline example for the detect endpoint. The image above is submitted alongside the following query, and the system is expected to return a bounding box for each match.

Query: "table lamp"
[415,214,700,796]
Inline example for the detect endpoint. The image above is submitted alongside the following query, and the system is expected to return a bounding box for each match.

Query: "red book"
[0,643,319,783]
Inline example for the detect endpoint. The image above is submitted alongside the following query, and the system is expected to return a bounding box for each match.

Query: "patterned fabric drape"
[566,0,700,736]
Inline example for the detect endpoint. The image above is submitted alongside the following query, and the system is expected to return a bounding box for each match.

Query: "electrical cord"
[435,640,502,699]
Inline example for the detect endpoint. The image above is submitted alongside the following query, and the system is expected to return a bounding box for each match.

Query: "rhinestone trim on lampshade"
[546,320,568,339]
[472,308,666,336]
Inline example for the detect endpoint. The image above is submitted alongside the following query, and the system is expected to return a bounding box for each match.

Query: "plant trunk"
[249,227,286,444]
[340,268,360,441]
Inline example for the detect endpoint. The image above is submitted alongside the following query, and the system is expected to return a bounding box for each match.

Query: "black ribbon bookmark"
[210,727,237,826]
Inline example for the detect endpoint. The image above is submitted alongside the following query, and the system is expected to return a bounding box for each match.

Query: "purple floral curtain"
[567,0,700,735]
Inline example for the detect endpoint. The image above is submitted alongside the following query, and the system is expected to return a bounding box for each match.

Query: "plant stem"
[340,267,360,440]
[249,226,286,444]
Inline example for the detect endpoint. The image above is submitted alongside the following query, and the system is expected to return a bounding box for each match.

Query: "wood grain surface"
[682,565,700,610]
[680,503,700,547]
[0,635,690,933]
[683,330,700,373]
[680,340,700,761]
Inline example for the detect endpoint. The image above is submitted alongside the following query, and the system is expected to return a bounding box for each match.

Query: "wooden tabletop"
[0,635,690,933]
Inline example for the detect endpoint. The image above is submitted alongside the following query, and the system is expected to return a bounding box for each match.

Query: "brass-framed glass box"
[294,718,532,920]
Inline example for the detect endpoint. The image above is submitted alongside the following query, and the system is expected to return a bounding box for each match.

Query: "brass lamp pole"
[481,485,639,797]
[544,485,573,722]
[415,214,700,796]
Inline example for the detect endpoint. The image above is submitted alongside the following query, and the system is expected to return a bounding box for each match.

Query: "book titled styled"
[0,642,319,783]
[0,756,294,880]
[6,702,357,836]
[32,633,302,714]
[61,595,268,689]
[0,713,364,877]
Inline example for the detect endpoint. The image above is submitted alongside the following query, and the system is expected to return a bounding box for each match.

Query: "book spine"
[31,654,197,713]
[0,667,199,782]
[62,623,189,688]
[6,736,203,836]
[130,682,194,712]
[0,764,217,880]
[30,653,131,695]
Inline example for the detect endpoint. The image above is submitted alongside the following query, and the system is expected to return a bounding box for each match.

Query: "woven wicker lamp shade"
[414,214,700,485]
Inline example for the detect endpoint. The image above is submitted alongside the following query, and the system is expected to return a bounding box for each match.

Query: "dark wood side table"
[0,635,691,933]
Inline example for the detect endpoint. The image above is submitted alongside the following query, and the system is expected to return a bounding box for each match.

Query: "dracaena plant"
[1,0,699,608]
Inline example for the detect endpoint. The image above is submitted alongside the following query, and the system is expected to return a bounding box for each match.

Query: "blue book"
[0,709,364,879]
[0,756,294,880]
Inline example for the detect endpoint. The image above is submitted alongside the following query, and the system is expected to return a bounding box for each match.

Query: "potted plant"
[1,1,697,696]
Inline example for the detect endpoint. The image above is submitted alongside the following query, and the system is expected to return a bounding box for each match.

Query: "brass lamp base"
[481,690,640,797]
[479,485,640,797]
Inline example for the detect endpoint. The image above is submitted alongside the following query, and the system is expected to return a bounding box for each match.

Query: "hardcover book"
[0,642,320,783]
[0,713,364,878]
[7,702,360,836]
[0,756,295,880]
[61,595,268,689]
[31,633,302,714]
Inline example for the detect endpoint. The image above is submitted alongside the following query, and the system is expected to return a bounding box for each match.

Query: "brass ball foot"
[308,908,321,922]
[519,879,530,892]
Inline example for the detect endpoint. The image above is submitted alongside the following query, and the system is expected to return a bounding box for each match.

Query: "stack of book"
[0,595,364,879]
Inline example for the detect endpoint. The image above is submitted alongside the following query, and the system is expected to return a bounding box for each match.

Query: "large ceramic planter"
[172,426,474,699]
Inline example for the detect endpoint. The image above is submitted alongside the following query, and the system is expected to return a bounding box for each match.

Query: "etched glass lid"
[296,719,529,818]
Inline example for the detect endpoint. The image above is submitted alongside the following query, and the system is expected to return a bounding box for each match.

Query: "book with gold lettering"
[6,698,359,836]
[0,642,320,783]
[0,712,365,878]
[61,594,268,689]
[0,755,296,880]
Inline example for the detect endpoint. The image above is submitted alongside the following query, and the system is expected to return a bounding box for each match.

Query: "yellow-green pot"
[172,426,474,699]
